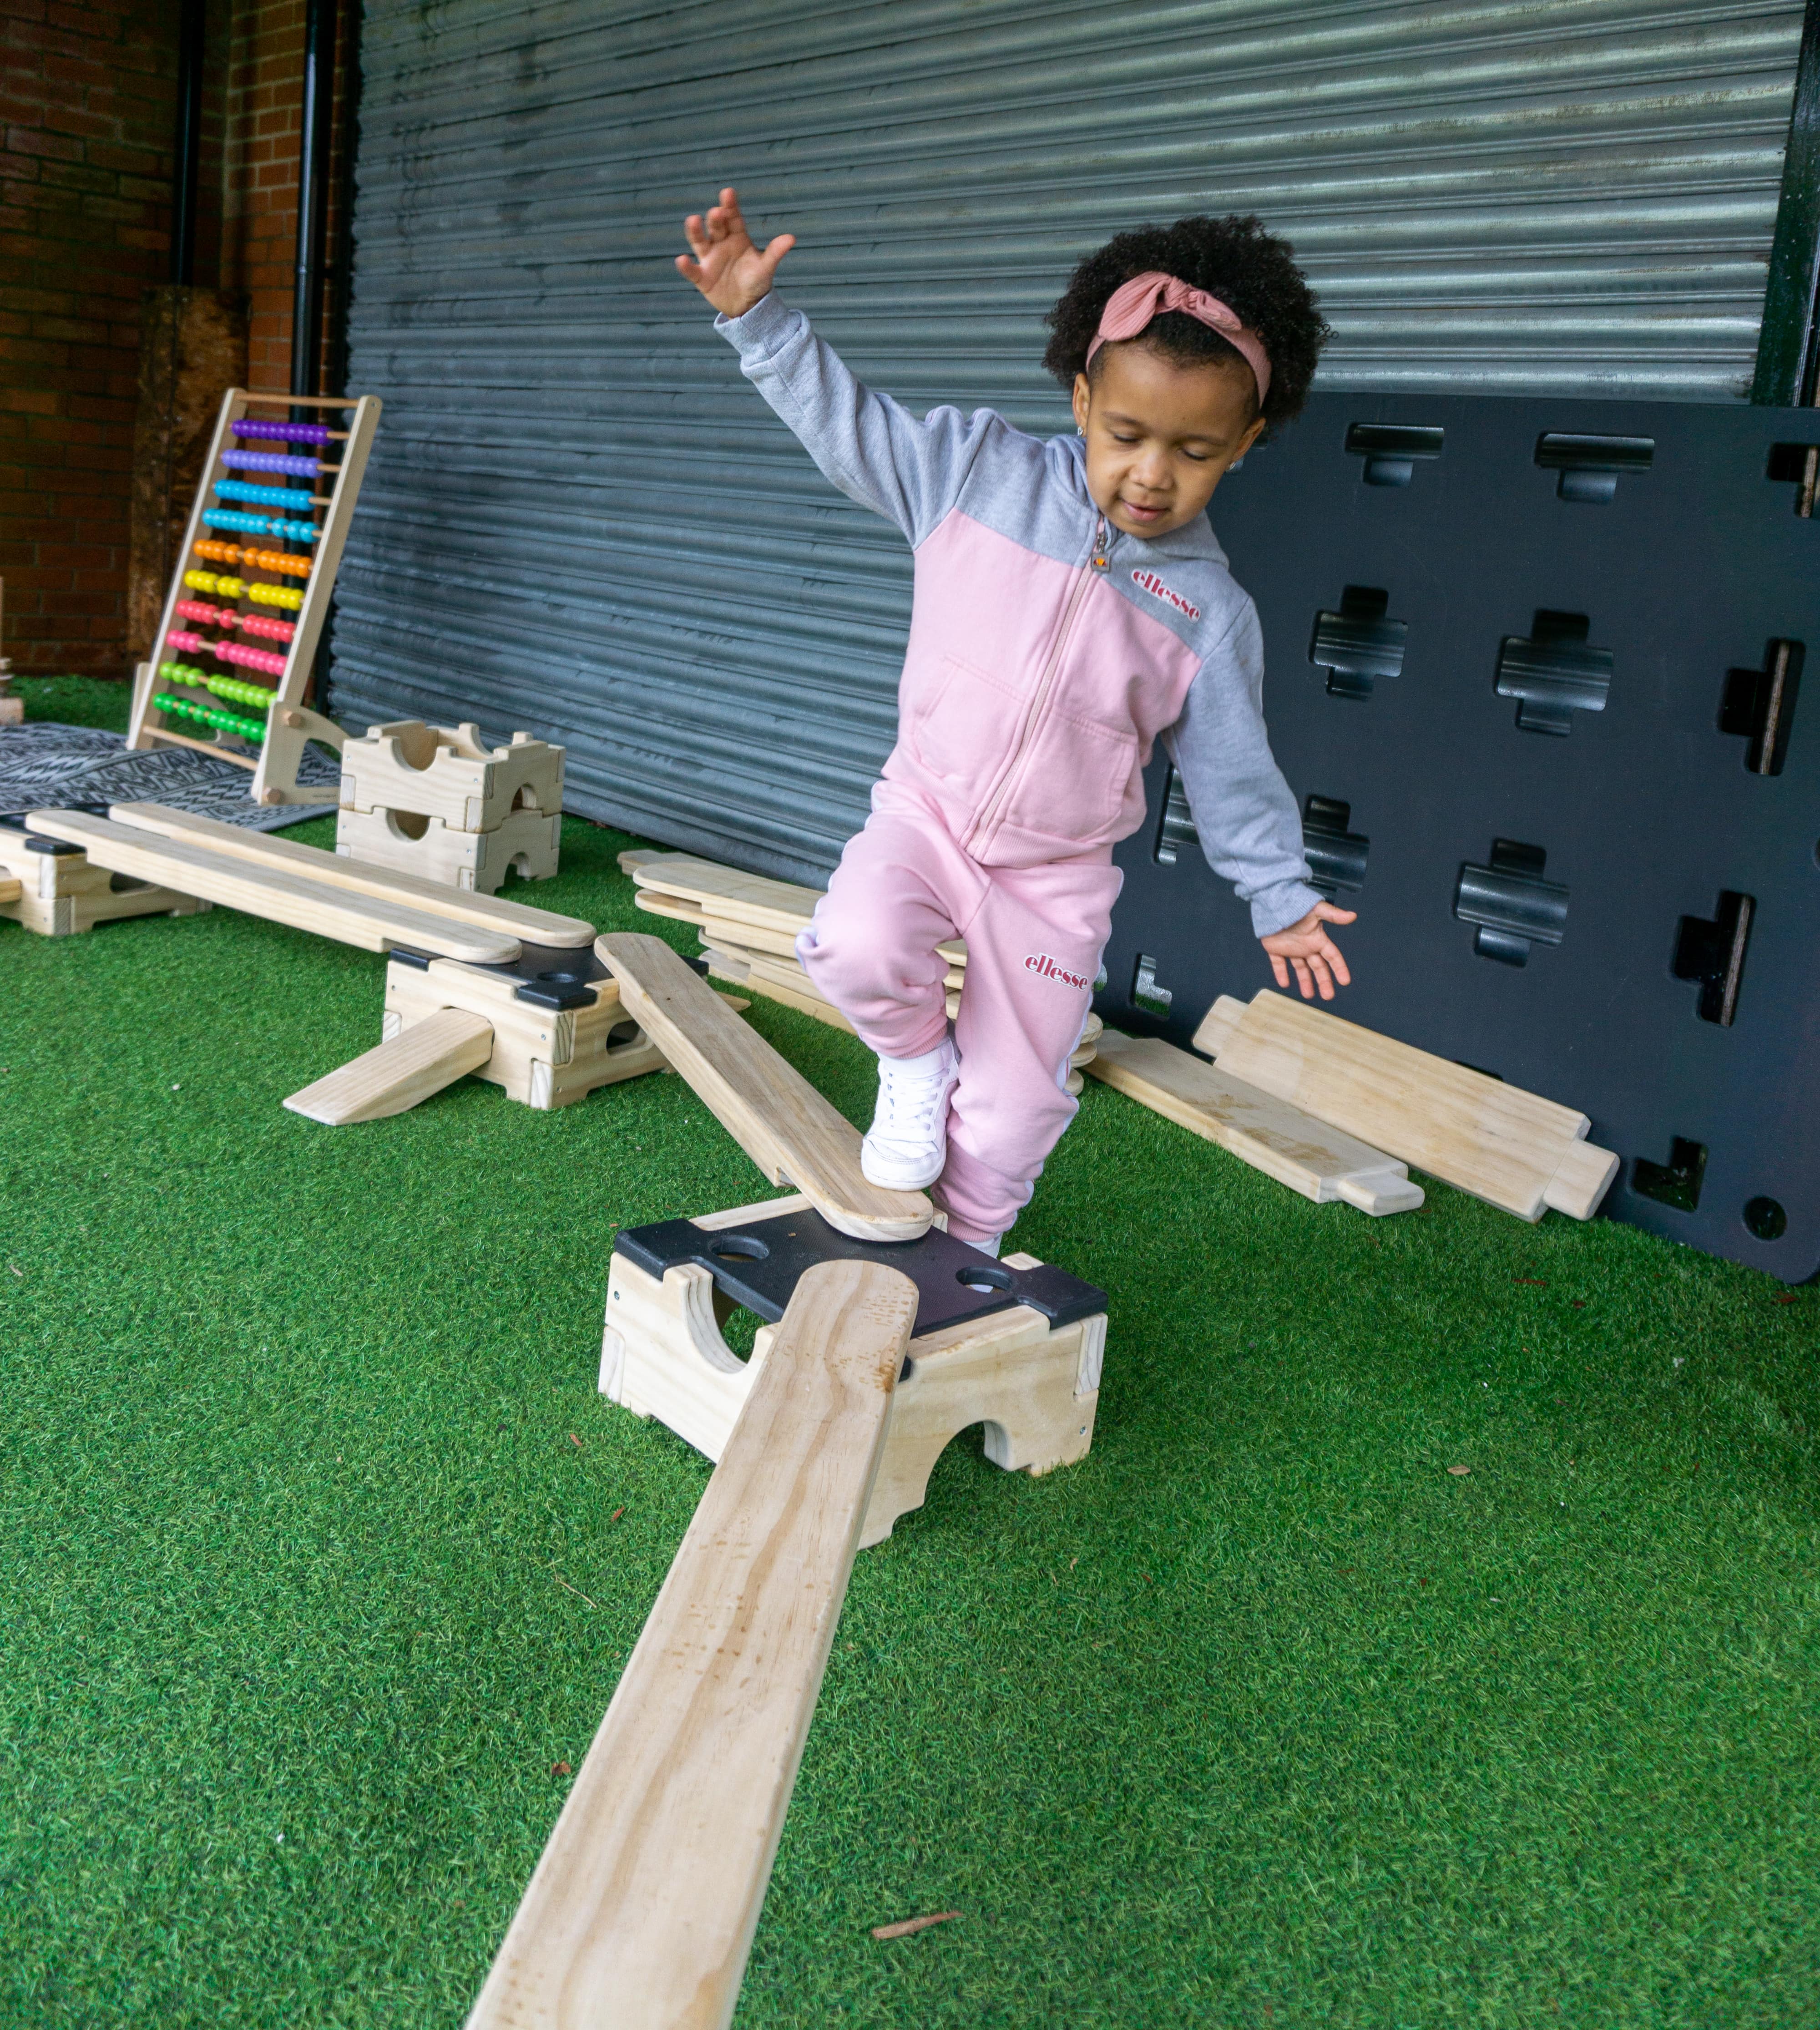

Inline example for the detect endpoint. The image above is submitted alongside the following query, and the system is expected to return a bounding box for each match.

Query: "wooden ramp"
[597,931,933,1243]
[466,1259,918,2030]
[282,1008,497,1124]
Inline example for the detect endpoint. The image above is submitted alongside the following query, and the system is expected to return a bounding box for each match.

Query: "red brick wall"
[0,0,181,676]
[0,0,353,678]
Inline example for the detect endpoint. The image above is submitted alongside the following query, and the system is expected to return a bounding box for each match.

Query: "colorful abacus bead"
[205,673,277,709]
[214,639,288,677]
[173,599,227,626]
[202,508,320,543]
[164,629,207,654]
[221,449,320,478]
[247,582,304,613]
[154,692,266,744]
[158,661,210,688]
[183,569,243,597]
[191,540,312,578]
[215,478,311,511]
[233,419,332,445]
[237,611,295,643]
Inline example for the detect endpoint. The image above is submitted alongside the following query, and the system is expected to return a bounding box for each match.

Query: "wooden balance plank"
[597,932,933,1243]
[282,1007,495,1124]
[25,811,520,963]
[466,1258,919,2030]
[109,802,596,947]
[624,854,826,938]
[1087,1028,1423,1216]
[1192,990,1619,1222]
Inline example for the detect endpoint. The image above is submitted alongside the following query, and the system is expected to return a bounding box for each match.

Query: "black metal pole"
[168,0,207,286]
[1752,0,1820,406]
[291,0,338,398]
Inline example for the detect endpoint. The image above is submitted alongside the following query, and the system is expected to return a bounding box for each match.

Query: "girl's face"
[1072,342,1267,540]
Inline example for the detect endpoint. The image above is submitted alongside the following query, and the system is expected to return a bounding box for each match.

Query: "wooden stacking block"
[468,1260,919,2030]
[335,801,560,894]
[600,1196,1106,1550]
[1087,1028,1423,1215]
[382,958,666,1111]
[0,823,210,937]
[109,802,593,946]
[25,810,519,962]
[1192,990,1620,1222]
[339,720,563,833]
[598,931,933,1243]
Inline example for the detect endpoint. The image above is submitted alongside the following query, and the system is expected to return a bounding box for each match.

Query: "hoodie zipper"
[966,514,1111,858]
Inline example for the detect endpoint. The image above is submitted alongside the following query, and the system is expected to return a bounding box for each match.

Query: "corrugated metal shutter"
[335,0,1806,881]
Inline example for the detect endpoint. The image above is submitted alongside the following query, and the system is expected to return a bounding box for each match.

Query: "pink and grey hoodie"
[718,291,1322,938]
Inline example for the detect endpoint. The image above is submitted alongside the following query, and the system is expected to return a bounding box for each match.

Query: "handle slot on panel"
[1344,423,1443,488]
[1766,442,1819,519]
[1151,764,1199,866]
[1454,838,1569,967]
[1309,586,1407,700]
[1673,891,1754,1026]
[1718,639,1802,775]
[1301,795,1369,895]
[1534,433,1653,504]
[1495,610,1612,736]
[1631,1135,1707,1213]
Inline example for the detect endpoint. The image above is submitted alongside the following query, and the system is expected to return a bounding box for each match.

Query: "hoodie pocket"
[1001,704,1139,841]
[907,652,1025,786]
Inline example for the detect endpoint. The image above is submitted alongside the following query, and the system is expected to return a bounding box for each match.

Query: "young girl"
[677,190,1355,1255]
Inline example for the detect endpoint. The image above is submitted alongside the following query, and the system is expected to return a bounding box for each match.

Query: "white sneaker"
[861,1039,960,1190]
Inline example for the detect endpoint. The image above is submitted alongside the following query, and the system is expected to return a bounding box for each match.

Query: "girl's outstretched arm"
[675,187,796,318]
[677,185,996,546]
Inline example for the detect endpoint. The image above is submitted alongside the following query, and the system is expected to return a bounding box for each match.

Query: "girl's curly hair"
[1043,215,1329,437]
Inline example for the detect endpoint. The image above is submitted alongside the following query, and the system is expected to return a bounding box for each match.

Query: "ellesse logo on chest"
[1131,569,1200,622]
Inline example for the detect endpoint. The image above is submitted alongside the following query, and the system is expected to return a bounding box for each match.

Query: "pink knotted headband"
[1084,270,1271,404]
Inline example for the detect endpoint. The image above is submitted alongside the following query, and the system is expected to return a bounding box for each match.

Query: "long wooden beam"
[597,931,932,1243]
[465,1258,919,2030]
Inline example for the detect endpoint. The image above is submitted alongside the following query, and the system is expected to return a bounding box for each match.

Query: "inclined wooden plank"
[25,811,520,962]
[1198,990,1604,1222]
[465,1260,918,2030]
[597,931,931,1243]
[108,801,596,946]
[1087,1029,1423,1215]
[282,1007,496,1124]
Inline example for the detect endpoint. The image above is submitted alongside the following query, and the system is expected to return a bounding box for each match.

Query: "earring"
[1230,455,1245,470]
[1076,423,1084,436]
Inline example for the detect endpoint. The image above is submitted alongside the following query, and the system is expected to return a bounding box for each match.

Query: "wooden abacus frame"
[128,389,382,807]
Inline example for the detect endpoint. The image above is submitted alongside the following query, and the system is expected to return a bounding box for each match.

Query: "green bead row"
[158,662,276,712]
[154,691,267,745]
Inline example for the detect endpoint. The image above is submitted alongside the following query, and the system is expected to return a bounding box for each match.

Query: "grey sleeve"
[715,291,990,545]
[1165,598,1325,939]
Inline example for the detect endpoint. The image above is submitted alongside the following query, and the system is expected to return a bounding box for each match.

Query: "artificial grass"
[3,681,1818,2026]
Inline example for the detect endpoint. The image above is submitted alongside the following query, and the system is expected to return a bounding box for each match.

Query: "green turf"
[3,681,1817,2025]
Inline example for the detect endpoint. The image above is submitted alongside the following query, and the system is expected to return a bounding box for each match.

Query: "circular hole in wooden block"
[710,1291,763,1364]
[956,1264,1014,1293]
[385,809,431,841]
[710,1235,769,1262]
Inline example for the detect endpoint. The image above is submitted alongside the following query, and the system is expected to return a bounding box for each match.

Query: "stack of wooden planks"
[624,848,1102,1091]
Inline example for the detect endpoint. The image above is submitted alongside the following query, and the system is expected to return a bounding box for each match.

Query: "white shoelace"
[873,1048,956,1143]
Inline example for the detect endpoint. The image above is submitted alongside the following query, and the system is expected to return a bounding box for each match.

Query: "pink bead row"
[172,598,297,644]
[163,630,288,677]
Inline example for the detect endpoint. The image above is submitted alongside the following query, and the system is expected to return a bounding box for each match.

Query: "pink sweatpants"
[798,787,1122,1244]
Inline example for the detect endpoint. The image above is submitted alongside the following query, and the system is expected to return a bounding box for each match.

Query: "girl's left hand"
[1259,901,1356,1001]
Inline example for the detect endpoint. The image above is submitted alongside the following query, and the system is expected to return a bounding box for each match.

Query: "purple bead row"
[233,419,333,445]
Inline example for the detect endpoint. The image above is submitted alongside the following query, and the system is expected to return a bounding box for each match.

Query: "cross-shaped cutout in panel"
[1454,838,1569,967]
[1495,610,1612,736]
[1301,794,1369,896]
[1309,586,1407,700]
[1151,764,1199,866]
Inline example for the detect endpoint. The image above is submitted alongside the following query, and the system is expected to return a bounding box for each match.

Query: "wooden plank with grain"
[597,932,932,1242]
[109,802,595,945]
[465,1258,919,2030]
[25,810,520,962]
[282,1007,496,1124]
[1086,1028,1423,1215]
[1192,990,1618,1222]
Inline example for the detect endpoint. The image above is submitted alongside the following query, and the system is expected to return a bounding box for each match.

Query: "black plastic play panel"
[1099,393,1820,1283]
[615,1207,1107,1336]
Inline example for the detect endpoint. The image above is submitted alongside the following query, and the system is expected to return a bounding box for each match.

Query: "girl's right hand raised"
[676,187,796,319]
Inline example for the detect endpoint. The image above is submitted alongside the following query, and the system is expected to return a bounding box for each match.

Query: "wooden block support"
[109,802,594,946]
[339,721,563,833]
[335,802,561,894]
[466,1259,920,2030]
[597,931,933,1243]
[601,1196,1105,1549]
[282,1007,496,1124]
[25,810,521,962]
[0,825,209,937]
[1087,1028,1424,1215]
[1192,991,1620,1222]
